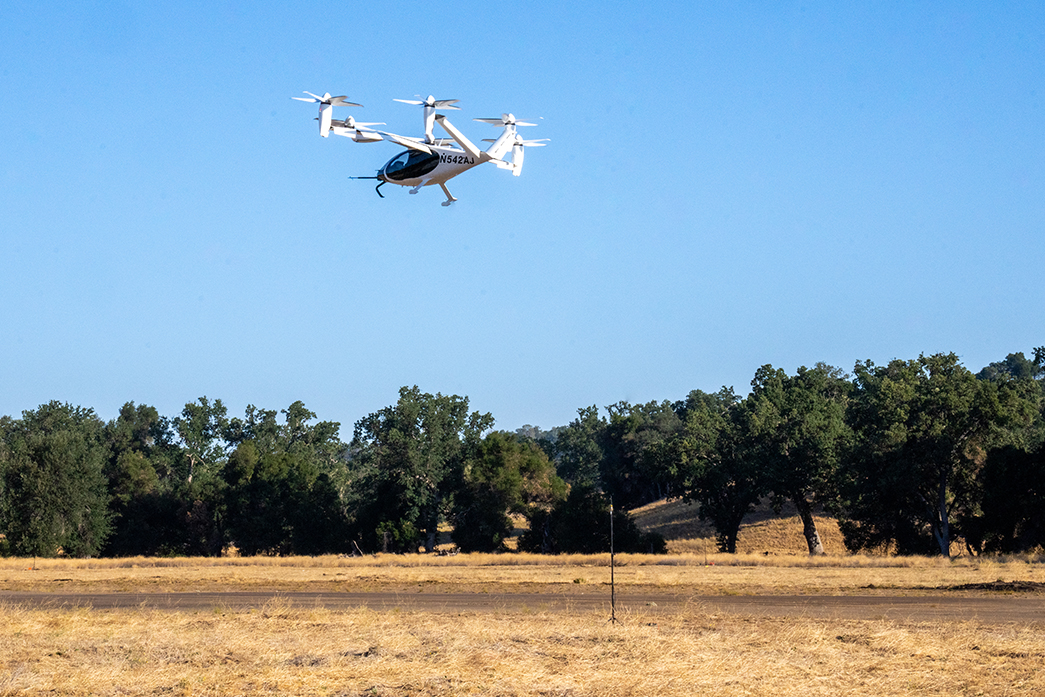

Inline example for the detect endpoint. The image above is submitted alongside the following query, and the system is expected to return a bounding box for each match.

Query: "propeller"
[292,91,362,138]
[291,91,363,107]
[393,94,461,110]
[394,95,461,143]
[474,113,540,128]
[508,137,550,177]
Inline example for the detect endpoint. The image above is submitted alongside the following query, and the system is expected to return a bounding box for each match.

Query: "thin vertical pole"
[609,497,619,624]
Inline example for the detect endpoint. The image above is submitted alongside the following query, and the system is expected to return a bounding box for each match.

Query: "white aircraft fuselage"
[377,146,484,188]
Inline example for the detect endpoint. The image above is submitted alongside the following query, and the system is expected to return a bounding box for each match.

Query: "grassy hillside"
[632,497,845,556]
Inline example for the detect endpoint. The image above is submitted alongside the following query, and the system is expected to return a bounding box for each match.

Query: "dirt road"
[3,590,1042,624]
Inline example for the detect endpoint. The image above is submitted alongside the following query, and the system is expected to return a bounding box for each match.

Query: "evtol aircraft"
[292,92,547,206]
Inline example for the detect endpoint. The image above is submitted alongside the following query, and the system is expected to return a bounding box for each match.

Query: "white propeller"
[291,91,363,108]
[291,91,363,138]
[394,95,462,143]
[474,113,540,128]
[393,95,461,110]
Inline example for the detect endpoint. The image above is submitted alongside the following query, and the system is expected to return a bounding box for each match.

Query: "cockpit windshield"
[383,149,439,181]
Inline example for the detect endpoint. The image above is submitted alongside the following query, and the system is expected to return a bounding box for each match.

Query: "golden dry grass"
[2,551,1043,597]
[2,554,1044,695]
[1,599,1043,696]
[631,497,848,555]
[2,502,1044,695]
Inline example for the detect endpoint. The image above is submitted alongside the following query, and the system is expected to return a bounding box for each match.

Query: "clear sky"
[2,2,1043,435]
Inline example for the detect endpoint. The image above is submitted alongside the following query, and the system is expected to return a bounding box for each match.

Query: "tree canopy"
[1,346,1042,558]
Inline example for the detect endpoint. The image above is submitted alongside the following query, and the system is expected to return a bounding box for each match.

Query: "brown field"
[1,549,1043,597]
[2,597,1044,696]
[2,506,1044,695]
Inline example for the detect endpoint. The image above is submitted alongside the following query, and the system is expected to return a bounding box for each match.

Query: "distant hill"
[632,498,845,555]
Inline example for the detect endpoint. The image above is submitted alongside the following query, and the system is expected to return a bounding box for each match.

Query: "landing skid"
[350,176,455,205]
[439,182,457,207]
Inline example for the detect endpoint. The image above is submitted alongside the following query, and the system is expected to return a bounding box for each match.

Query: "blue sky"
[2,2,1042,435]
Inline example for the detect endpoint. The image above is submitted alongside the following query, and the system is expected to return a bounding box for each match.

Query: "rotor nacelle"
[291,91,362,137]
[394,95,461,144]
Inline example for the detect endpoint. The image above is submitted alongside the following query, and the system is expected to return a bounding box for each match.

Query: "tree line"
[1,350,1042,558]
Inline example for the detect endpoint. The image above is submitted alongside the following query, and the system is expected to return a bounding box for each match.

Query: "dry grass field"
[1,504,1043,695]
[2,593,1043,696]
[1,550,1043,596]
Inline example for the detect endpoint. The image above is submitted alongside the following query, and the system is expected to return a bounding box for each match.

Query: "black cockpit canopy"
[382,149,440,181]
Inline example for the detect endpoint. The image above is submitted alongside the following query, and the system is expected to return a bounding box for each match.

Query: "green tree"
[660,388,761,553]
[552,406,605,487]
[840,353,1033,556]
[451,431,566,552]
[600,400,683,509]
[973,442,1045,552]
[0,402,112,557]
[167,397,231,556]
[517,483,665,554]
[976,351,1044,382]
[350,387,493,553]
[976,349,1045,451]
[744,364,852,555]
[224,401,343,471]
[223,443,303,555]
[172,397,229,486]
[101,402,191,557]
[221,403,348,556]
[0,415,11,555]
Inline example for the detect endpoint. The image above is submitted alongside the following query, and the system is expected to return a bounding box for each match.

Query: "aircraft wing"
[375,131,433,154]
[330,127,384,143]
[329,119,385,143]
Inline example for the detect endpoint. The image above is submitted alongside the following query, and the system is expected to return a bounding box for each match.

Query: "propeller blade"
[474,115,541,127]
[397,96,460,108]
[293,91,362,107]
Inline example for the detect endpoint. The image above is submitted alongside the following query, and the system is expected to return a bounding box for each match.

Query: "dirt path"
[3,589,1043,624]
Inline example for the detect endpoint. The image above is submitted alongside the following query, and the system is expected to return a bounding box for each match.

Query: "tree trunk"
[933,469,951,558]
[793,495,825,555]
[717,529,739,554]
[717,514,742,553]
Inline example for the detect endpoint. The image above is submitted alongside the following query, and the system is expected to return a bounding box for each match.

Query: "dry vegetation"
[2,505,1044,695]
[2,599,1043,696]
[632,497,848,555]
[2,551,1044,598]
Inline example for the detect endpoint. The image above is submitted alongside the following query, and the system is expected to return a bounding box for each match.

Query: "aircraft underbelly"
[389,160,476,187]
